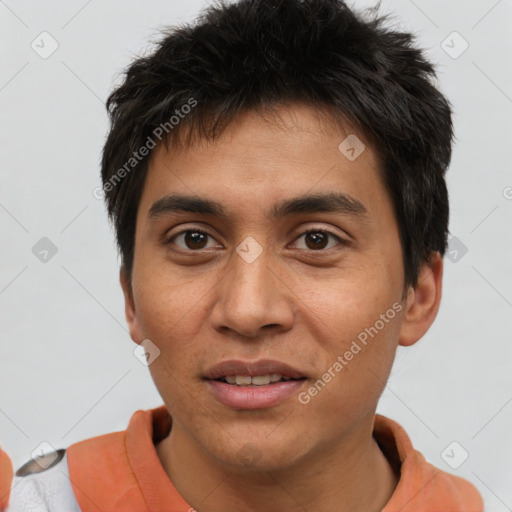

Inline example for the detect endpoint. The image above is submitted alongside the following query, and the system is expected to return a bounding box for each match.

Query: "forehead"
[138,103,388,223]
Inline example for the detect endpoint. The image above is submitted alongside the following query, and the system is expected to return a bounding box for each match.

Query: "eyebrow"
[147,192,368,221]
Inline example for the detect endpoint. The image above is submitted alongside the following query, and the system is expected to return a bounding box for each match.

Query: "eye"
[167,229,219,251]
[292,228,346,251]
[165,227,347,253]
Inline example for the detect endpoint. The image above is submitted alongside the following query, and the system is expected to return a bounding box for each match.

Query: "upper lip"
[203,359,307,380]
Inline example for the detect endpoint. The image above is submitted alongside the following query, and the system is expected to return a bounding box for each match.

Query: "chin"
[207,437,304,473]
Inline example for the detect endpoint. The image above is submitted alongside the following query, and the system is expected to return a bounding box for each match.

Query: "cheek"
[133,264,211,341]
[300,324,399,435]
[303,264,399,343]
[300,280,402,414]
[148,359,198,427]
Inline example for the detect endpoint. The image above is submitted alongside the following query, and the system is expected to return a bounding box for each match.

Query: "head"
[101,0,452,470]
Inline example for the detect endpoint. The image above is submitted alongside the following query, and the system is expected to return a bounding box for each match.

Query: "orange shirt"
[374,415,484,511]
[3,406,484,511]
[0,446,13,511]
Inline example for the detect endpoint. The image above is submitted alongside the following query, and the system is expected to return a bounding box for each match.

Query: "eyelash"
[165,227,347,253]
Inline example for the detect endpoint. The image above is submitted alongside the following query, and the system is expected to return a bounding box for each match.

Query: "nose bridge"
[227,244,275,314]
[233,248,271,301]
[211,240,292,337]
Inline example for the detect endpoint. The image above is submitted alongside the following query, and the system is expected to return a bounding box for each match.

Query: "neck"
[156,413,399,512]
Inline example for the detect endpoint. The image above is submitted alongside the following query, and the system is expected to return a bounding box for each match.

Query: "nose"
[210,246,294,339]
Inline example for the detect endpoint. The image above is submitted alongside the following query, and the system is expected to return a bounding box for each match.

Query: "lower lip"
[205,379,306,409]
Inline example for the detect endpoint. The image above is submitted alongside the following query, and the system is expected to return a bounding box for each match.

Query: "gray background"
[1,0,511,509]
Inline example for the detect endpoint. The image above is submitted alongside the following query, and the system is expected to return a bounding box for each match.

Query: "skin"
[121,103,443,512]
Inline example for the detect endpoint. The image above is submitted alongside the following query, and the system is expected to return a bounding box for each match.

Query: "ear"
[398,251,443,347]
[120,266,144,345]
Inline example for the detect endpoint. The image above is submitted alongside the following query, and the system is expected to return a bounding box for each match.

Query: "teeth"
[251,375,271,385]
[221,374,295,386]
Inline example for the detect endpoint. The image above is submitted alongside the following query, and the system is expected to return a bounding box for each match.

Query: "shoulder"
[374,415,484,512]
[6,449,81,512]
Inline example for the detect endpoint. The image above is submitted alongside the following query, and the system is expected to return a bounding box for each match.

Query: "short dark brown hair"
[100,0,453,291]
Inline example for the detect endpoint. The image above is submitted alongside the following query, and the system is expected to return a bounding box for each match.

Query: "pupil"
[306,232,327,250]
[186,231,207,249]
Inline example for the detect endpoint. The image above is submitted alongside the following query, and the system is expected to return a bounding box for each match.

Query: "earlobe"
[119,267,144,344]
[398,252,444,347]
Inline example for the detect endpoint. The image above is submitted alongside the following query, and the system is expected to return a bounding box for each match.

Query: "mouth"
[203,359,308,409]
[203,358,307,381]
[213,374,306,386]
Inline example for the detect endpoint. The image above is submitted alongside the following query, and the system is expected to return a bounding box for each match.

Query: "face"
[122,103,427,470]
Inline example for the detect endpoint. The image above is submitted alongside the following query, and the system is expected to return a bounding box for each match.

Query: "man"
[2,0,484,510]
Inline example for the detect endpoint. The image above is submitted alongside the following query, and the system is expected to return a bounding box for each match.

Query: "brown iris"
[185,231,209,249]
[304,231,329,250]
